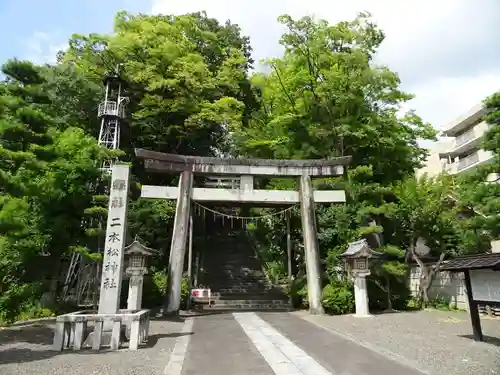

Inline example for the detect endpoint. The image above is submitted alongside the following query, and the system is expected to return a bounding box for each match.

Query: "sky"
[1,0,499,131]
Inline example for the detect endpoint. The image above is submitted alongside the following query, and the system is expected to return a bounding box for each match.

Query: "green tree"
[232,13,437,311]
[49,11,259,302]
[382,175,485,307]
[0,59,112,320]
[233,13,435,182]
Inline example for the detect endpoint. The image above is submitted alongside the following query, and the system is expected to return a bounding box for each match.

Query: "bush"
[321,282,355,315]
[140,270,190,309]
[367,276,412,311]
[0,282,44,323]
[180,277,190,308]
[428,295,454,310]
[284,277,308,308]
[140,270,168,308]
[16,304,55,322]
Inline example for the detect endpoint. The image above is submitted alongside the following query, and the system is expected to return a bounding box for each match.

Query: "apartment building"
[417,102,496,178]
[416,101,500,252]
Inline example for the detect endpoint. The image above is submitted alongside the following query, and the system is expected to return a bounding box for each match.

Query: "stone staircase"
[200,229,289,310]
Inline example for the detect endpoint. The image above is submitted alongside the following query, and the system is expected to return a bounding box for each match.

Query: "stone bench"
[52,309,150,351]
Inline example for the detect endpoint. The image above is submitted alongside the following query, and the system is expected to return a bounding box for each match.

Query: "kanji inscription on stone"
[98,164,130,315]
[111,196,124,208]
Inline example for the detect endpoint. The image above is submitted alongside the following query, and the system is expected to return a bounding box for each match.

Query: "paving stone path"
[302,309,500,375]
[1,310,498,375]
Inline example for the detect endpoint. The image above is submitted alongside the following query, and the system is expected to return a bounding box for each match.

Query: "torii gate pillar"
[165,170,193,315]
[299,174,324,314]
[135,149,351,316]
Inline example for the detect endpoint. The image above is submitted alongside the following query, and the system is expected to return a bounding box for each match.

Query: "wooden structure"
[135,149,352,315]
[441,253,500,341]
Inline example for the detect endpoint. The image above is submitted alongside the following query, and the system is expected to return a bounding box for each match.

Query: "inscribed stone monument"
[98,164,130,314]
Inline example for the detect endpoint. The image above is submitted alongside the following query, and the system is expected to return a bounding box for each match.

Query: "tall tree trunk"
[385,277,393,311]
[413,251,446,309]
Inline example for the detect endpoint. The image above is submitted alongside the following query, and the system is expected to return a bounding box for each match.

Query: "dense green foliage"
[0,10,497,321]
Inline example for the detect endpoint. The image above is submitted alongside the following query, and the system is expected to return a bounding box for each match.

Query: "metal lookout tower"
[62,68,128,305]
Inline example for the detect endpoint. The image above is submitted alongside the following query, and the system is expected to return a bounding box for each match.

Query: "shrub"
[131,270,189,309]
[16,304,55,322]
[428,295,453,310]
[180,277,190,309]
[367,276,412,311]
[283,276,308,308]
[321,282,355,315]
[140,270,167,308]
[0,282,44,323]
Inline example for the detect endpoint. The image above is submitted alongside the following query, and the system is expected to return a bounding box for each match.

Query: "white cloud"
[151,0,500,129]
[22,31,66,65]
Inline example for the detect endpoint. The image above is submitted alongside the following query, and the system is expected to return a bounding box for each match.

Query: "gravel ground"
[0,315,186,375]
[299,309,500,375]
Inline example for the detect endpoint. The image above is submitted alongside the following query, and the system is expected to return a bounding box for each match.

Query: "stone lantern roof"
[124,239,158,257]
[341,239,382,259]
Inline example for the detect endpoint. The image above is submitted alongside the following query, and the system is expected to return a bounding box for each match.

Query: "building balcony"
[440,121,492,158]
[98,101,126,118]
[440,103,488,137]
[443,149,495,175]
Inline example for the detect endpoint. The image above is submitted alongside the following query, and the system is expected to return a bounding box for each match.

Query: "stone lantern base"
[353,274,371,318]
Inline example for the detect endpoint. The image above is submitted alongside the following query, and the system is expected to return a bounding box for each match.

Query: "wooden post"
[298,174,324,315]
[186,211,194,310]
[286,210,293,307]
[464,270,483,341]
[165,170,193,315]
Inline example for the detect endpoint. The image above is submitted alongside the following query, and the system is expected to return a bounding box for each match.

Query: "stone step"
[204,278,269,284]
[212,299,289,306]
[212,292,287,300]
[208,283,271,290]
[208,268,264,274]
[206,303,291,310]
[212,288,271,294]
[203,277,269,283]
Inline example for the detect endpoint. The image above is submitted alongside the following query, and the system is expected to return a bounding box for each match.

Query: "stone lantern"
[341,239,382,317]
[124,239,157,311]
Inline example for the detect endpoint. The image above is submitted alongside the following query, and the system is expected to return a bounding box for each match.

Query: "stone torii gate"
[135,149,352,315]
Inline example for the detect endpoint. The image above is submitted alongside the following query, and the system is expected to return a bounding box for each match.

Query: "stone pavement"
[302,310,500,375]
[0,310,429,375]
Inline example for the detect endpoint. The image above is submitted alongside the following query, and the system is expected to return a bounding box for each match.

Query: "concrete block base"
[52,309,150,352]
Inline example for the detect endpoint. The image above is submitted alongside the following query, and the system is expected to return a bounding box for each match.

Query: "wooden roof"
[440,253,500,272]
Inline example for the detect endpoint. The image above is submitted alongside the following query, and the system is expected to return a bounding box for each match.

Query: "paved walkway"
[2,310,424,375]
[302,309,500,375]
[5,310,489,375]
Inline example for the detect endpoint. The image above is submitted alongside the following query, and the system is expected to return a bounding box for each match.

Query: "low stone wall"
[52,308,150,351]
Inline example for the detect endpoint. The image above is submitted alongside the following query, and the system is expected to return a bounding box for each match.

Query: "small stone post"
[98,164,131,315]
[166,170,193,315]
[299,173,324,315]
